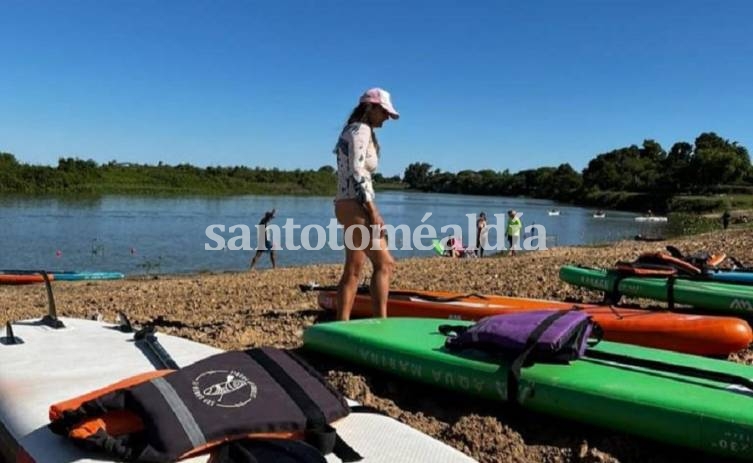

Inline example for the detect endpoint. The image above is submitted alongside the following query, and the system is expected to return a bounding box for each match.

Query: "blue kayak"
[1,270,125,281]
[707,269,753,285]
[50,271,125,281]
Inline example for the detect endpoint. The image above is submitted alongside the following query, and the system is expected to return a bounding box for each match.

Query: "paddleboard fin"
[0,322,23,345]
[116,311,134,333]
[39,271,64,329]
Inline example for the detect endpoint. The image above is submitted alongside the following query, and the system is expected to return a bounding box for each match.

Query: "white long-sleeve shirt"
[334,122,378,203]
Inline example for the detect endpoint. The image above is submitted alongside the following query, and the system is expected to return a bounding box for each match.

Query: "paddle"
[585,349,753,392]
[299,282,489,303]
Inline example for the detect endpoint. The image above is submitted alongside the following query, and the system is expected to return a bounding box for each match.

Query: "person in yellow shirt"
[506,210,522,256]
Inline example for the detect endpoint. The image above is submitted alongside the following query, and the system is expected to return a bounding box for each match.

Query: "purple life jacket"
[439,309,601,403]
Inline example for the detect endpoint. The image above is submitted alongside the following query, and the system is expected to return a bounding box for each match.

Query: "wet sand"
[2,228,751,463]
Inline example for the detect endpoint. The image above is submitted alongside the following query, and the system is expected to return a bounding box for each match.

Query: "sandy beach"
[2,229,752,463]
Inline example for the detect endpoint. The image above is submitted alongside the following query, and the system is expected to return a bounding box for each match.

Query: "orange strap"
[49,369,173,421]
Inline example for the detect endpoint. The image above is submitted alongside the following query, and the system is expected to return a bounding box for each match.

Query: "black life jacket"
[49,348,362,462]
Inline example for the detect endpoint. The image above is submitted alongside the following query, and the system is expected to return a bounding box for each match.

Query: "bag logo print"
[192,369,258,408]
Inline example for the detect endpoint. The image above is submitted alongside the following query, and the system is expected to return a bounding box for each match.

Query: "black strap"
[588,323,605,347]
[211,439,327,463]
[246,350,362,462]
[299,283,488,303]
[331,436,362,463]
[349,405,385,415]
[666,275,676,311]
[605,304,624,320]
[585,349,753,391]
[134,326,180,370]
[507,310,574,404]
[438,324,469,337]
[395,291,488,303]
[603,273,624,305]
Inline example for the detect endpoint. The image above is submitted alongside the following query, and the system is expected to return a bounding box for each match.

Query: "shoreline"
[2,228,751,462]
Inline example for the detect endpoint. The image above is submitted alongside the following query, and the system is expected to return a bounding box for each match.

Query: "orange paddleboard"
[0,274,54,285]
[317,289,753,356]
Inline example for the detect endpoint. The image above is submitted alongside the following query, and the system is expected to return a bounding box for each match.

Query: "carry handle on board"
[298,282,489,303]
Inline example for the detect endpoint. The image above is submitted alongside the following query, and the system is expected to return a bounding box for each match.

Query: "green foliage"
[665,213,723,237]
[2,130,751,207]
[582,133,751,195]
[577,190,671,212]
[401,132,751,214]
[669,196,730,213]
[403,162,433,190]
[669,194,753,213]
[402,162,583,202]
[0,155,343,196]
[582,140,666,192]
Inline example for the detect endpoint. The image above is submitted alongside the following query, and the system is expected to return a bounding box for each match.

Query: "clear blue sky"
[1,0,751,177]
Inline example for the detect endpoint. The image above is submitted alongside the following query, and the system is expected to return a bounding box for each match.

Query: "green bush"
[665,213,723,236]
[669,196,729,213]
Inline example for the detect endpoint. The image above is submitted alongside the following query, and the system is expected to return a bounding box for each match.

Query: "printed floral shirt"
[334,122,378,203]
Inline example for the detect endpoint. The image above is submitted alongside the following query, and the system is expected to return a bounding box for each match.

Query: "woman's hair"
[346,102,380,155]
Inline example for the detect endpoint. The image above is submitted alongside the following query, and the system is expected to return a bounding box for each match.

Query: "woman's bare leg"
[336,246,365,321]
[366,236,395,318]
[335,200,368,321]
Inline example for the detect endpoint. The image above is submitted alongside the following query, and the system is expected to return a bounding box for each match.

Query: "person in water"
[333,88,399,321]
[249,209,277,270]
[476,212,488,257]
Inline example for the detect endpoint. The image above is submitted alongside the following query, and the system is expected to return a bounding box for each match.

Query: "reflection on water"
[0,192,660,274]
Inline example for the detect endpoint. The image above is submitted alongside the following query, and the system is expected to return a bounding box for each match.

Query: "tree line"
[1,132,748,211]
[0,155,345,195]
[402,132,752,211]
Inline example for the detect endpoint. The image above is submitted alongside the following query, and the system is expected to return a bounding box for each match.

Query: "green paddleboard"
[304,317,753,460]
[559,265,753,315]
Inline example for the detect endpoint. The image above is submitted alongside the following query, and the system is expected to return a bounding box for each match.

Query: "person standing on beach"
[249,208,277,270]
[333,88,399,321]
[476,212,488,257]
[722,210,731,230]
[506,209,522,256]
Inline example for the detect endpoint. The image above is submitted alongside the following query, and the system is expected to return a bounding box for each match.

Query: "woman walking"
[333,88,399,321]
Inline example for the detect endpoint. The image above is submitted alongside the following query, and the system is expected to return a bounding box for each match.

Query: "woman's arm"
[346,125,382,229]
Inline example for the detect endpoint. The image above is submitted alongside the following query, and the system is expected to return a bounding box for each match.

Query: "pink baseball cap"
[359,87,400,119]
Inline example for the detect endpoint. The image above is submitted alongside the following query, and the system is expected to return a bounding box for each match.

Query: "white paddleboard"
[0,317,476,463]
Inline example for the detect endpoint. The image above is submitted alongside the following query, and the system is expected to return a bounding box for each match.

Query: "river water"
[0,192,663,275]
